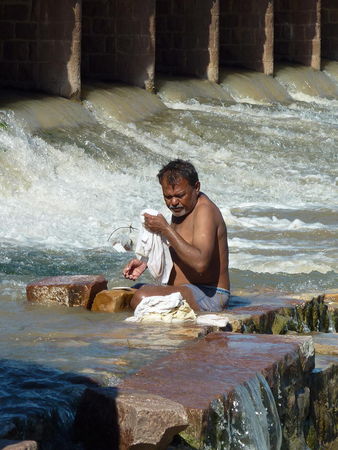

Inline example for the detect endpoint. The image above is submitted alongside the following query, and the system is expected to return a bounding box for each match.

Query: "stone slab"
[91,289,135,312]
[309,353,338,447]
[74,388,188,450]
[0,441,38,450]
[119,332,314,448]
[26,275,107,308]
[226,293,330,333]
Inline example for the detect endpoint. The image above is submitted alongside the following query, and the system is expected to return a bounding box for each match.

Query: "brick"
[82,0,110,18]
[157,0,171,15]
[3,40,29,61]
[89,54,115,75]
[3,4,29,21]
[116,36,133,53]
[92,18,114,35]
[15,22,37,40]
[17,61,36,81]
[0,22,15,39]
[328,10,338,23]
[0,61,18,80]
[39,22,65,40]
[83,35,106,53]
[29,42,38,60]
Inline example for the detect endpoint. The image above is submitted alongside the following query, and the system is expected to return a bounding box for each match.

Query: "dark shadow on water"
[0,359,101,449]
[73,387,120,450]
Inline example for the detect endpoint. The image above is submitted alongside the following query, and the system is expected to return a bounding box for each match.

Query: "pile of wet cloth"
[125,292,229,327]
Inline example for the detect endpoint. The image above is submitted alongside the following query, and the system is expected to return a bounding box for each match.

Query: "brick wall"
[0,0,81,98]
[82,0,155,90]
[274,0,320,69]
[0,0,36,89]
[155,0,219,82]
[219,0,273,75]
[322,0,338,60]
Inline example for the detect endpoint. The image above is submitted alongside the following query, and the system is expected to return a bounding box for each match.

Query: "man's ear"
[194,181,200,193]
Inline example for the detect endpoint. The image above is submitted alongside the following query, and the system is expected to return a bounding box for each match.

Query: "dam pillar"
[0,0,81,98]
[274,0,321,70]
[82,0,156,91]
[322,0,338,61]
[155,0,219,82]
[219,0,273,75]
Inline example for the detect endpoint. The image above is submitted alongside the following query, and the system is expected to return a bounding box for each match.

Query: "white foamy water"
[0,68,337,285]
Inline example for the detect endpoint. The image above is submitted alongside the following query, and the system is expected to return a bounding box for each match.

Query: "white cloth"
[134,208,173,284]
[125,292,196,323]
[196,314,229,327]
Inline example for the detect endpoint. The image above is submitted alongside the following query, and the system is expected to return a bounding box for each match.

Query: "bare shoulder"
[195,193,225,224]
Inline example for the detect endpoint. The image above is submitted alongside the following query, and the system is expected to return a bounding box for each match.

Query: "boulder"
[74,387,188,450]
[26,275,107,308]
[91,289,135,312]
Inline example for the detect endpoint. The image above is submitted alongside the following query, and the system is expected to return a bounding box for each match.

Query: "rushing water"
[0,64,337,444]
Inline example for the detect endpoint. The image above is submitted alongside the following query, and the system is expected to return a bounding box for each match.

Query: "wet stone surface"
[26,275,107,308]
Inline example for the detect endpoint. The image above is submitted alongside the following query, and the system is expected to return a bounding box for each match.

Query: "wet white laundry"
[125,292,196,323]
[196,314,229,327]
[135,208,173,284]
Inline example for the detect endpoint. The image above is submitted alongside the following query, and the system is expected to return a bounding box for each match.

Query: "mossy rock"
[272,314,290,334]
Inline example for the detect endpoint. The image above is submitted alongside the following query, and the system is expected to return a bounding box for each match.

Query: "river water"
[0,64,337,440]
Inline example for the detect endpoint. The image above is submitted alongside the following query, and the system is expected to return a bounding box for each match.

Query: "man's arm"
[144,205,217,274]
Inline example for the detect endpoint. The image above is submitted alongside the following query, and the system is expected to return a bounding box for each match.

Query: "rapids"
[0,64,337,445]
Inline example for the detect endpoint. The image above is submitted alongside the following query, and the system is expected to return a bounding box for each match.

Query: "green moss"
[305,423,319,449]
[272,314,290,334]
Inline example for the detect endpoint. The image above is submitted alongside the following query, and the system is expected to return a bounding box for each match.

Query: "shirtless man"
[123,159,230,311]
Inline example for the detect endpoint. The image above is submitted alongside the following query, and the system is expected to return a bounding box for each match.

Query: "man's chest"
[172,216,194,244]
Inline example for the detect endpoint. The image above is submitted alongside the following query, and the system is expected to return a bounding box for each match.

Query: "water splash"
[205,373,282,449]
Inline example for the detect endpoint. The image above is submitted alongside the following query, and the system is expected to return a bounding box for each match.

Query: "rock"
[91,289,135,312]
[119,332,315,449]
[307,356,338,447]
[26,275,107,308]
[74,387,188,450]
[0,441,38,450]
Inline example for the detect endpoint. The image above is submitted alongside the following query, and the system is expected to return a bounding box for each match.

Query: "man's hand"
[123,258,147,281]
[143,213,169,234]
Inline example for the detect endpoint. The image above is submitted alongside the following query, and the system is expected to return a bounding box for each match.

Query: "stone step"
[75,332,315,449]
[91,289,135,312]
[26,275,107,308]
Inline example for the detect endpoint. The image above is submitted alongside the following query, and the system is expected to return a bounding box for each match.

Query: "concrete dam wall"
[0,0,337,99]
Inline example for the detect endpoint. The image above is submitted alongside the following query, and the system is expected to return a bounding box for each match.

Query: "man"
[123,159,230,311]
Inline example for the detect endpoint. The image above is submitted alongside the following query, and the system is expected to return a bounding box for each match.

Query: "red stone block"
[26,275,108,308]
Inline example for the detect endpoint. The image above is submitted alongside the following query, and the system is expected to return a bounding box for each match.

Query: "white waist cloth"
[125,292,196,323]
[134,208,173,284]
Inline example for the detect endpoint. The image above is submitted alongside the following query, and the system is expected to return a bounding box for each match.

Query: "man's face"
[161,175,200,217]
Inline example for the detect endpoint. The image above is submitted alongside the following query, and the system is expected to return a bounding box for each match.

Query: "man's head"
[157,160,200,217]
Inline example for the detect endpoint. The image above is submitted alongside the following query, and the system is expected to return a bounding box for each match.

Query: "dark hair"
[157,159,199,187]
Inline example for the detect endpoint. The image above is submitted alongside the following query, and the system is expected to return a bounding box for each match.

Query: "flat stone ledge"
[74,388,188,450]
[119,332,314,448]
[26,275,107,308]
